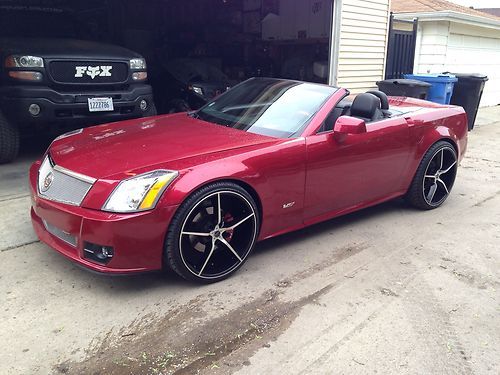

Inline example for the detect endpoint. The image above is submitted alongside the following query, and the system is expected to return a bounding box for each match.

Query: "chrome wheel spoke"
[421,146,457,207]
[217,237,243,262]
[437,178,449,194]
[198,238,216,276]
[426,183,438,203]
[440,161,457,175]
[179,190,257,279]
[226,213,255,230]
[182,231,211,237]
[217,193,222,225]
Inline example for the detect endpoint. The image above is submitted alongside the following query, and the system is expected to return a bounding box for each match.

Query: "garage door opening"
[1,0,335,114]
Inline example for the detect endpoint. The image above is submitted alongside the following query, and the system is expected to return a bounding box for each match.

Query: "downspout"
[328,0,343,86]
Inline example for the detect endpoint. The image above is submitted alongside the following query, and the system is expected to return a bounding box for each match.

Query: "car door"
[303,116,412,222]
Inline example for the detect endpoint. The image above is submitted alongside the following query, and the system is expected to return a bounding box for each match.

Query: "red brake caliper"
[223,212,235,242]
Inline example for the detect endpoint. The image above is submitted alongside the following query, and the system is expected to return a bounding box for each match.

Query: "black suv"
[0,37,155,163]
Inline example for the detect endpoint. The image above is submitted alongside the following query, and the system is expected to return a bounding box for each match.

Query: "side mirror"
[333,116,367,135]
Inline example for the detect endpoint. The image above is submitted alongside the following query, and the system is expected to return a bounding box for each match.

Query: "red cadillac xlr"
[30,78,468,283]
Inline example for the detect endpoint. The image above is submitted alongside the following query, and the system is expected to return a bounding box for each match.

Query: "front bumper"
[0,84,154,130]
[29,164,178,274]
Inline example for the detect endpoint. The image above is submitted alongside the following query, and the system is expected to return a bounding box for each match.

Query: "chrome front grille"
[43,220,77,247]
[38,155,96,206]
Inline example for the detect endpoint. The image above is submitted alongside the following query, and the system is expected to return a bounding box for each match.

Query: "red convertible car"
[30,78,467,283]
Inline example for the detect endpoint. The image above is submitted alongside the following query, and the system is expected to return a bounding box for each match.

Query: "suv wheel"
[0,111,20,164]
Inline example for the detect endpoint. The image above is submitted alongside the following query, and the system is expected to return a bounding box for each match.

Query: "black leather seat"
[349,93,384,123]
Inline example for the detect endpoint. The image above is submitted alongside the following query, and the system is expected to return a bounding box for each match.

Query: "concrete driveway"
[1,108,499,375]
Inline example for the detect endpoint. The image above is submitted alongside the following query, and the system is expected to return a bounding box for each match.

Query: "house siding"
[413,21,500,107]
[414,21,451,72]
[336,0,391,92]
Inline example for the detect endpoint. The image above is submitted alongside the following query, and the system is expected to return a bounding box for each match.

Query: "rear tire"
[406,141,458,210]
[164,182,259,283]
[0,111,20,164]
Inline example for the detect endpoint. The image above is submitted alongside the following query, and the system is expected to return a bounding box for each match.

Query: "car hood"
[0,37,141,60]
[49,114,277,179]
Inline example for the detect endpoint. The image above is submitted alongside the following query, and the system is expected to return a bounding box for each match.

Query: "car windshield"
[195,78,337,138]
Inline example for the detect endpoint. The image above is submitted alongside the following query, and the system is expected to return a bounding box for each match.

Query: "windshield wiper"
[187,111,200,119]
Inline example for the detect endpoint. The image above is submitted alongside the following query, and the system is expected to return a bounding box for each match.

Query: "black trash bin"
[447,73,489,131]
[376,79,432,100]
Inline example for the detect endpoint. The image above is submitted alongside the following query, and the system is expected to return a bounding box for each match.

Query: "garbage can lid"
[404,73,458,83]
[444,72,489,81]
[377,79,432,87]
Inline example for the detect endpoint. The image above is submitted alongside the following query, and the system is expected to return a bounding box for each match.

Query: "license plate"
[88,97,114,112]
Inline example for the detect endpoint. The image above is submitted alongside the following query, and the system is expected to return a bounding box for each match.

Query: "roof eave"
[394,11,500,30]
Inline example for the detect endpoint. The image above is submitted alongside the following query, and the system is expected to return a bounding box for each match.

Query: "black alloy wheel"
[165,182,259,283]
[407,141,458,210]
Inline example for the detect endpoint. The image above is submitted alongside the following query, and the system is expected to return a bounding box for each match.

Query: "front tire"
[406,141,458,210]
[164,182,260,283]
[0,111,20,164]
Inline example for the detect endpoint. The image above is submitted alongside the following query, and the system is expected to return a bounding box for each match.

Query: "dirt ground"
[0,107,499,375]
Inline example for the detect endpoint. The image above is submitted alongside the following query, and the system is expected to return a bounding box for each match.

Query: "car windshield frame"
[193,78,338,138]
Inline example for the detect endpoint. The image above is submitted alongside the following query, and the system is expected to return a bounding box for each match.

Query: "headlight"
[5,55,44,68]
[103,170,178,213]
[130,58,147,70]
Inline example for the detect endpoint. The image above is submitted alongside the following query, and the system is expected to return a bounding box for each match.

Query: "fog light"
[29,103,41,116]
[132,71,148,81]
[83,242,114,265]
[140,99,148,111]
[8,71,43,81]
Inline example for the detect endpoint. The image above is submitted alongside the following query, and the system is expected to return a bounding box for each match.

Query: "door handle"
[405,117,422,127]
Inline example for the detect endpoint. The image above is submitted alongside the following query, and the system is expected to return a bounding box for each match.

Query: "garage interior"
[1,0,334,114]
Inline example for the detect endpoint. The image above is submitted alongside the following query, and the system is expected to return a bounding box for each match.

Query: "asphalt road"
[1,108,499,375]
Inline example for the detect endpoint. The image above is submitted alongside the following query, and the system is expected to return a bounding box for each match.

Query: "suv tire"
[0,111,20,164]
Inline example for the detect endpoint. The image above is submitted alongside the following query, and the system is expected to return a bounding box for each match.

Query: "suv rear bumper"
[0,84,154,129]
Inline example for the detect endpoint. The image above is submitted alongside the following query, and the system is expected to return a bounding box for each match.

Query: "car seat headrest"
[366,90,389,110]
[350,93,381,121]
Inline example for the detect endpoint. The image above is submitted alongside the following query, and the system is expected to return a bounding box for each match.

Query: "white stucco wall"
[414,20,500,107]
